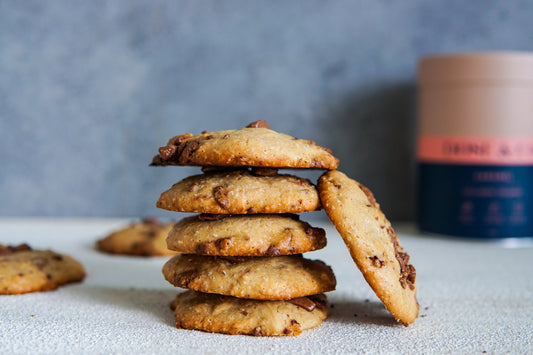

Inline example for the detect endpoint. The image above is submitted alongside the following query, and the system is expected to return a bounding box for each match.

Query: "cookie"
[170,290,329,336]
[156,170,320,214]
[0,244,86,295]
[150,120,339,170]
[162,254,336,300]
[317,170,419,325]
[166,214,326,256]
[96,218,177,256]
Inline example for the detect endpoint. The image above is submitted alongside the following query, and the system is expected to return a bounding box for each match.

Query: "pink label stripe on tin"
[417,136,533,165]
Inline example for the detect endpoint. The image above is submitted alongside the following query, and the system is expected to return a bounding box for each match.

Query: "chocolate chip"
[198,214,226,221]
[358,183,377,207]
[290,319,299,325]
[32,257,48,270]
[179,141,200,162]
[147,229,160,240]
[52,254,64,261]
[287,297,317,312]
[246,120,269,129]
[283,328,290,335]
[173,270,198,288]
[149,154,164,166]
[265,246,281,256]
[216,256,249,264]
[194,243,209,255]
[158,144,177,160]
[214,237,231,251]
[213,186,230,210]
[168,133,193,146]
[141,217,160,225]
[369,255,385,268]
[387,226,416,290]
[250,167,278,176]
[0,243,32,255]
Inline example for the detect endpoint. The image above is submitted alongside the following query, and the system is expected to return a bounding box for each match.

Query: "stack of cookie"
[152,120,339,336]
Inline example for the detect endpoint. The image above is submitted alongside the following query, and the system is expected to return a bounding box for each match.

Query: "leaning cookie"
[0,244,86,295]
[163,254,336,300]
[96,218,177,256]
[151,120,339,170]
[157,170,320,214]
[170,291,329,336]
[167,214,326,256]
[317,170,419,325]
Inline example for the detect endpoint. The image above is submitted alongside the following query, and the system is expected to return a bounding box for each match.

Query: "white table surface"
[1,218,532,354]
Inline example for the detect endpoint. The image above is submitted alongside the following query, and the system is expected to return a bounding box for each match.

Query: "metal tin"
[417,52,533,238]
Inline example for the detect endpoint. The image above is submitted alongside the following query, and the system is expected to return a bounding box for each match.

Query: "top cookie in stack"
[151,120,339,169]
[153,120,338,336]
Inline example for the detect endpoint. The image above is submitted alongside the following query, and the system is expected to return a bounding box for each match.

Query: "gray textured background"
[2,1,533,219]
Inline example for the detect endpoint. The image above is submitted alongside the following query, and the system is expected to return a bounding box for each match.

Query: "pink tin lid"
[418,52,533,86]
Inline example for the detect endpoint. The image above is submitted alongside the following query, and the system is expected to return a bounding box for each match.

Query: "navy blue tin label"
[417,163,533,238]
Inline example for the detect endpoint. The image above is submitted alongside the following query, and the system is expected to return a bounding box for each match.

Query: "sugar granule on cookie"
[317,170,419,325]
[0,244,86,295]
[150,120,339,170]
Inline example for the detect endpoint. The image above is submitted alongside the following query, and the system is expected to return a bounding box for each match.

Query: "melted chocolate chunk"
[215,255,250,264]
[250,167,278,176]
[288,297,317,311]
[141,217,160,225]
[158,144,177,160]
[173,270,198,288]
[387,226,416,290]
[0,243,32,256]
[246,120,269,129]
[369,255,385,268]
[32,257,48,270]
[213,186,230,210]
[288,295,326,312]
[358,183,377,207]
[201,166,245,173]
[198,213,226,221]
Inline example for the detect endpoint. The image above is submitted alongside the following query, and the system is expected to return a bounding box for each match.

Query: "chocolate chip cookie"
[167,214,326,256]
[156,170,320,214]
[96,218,177,256]
[162,254,336,300]
[170,290,330,336]
[0,244,86,295]
[317,170,419,325]
[151,120,339,170]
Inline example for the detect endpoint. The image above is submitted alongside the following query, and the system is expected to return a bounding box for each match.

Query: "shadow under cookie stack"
[152,120,339,336]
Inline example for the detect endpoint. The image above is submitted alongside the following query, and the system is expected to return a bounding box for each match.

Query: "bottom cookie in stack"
[170,291,329,336]
[162,214,336,336]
